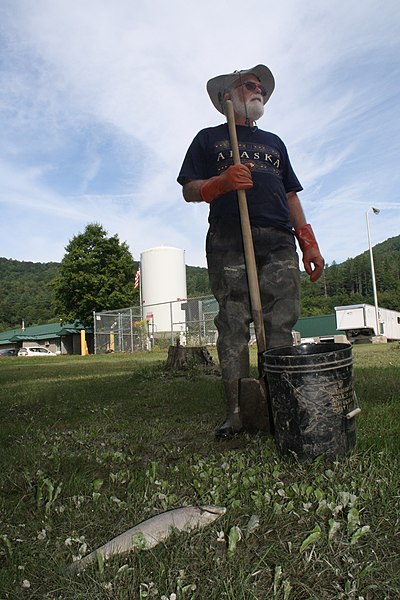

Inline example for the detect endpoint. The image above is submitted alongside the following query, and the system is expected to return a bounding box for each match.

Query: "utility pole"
[365,207,380,336]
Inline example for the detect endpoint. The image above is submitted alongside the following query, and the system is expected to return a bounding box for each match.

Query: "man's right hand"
[200,164,253,203]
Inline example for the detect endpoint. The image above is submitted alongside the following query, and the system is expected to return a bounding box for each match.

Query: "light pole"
[365,207,380,336]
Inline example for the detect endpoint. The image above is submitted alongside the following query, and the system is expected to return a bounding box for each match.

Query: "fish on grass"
[67,505,226,574]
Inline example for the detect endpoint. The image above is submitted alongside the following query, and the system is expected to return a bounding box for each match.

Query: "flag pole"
[134,264,142,320]
[139,264,143,321]
[139,263,143,321]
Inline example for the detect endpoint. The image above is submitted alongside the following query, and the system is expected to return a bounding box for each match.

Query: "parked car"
[0,348,17,357]
[17,346,56,357]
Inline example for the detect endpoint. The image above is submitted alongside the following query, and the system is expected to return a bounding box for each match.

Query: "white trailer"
[335,304,400,342]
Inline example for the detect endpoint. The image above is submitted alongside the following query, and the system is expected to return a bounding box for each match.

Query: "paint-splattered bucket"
[262,343,359,460]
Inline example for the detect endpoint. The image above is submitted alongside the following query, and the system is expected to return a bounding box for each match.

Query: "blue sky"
[0,0,399,268]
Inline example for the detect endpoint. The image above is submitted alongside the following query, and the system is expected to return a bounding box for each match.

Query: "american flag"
[134,268,140,289]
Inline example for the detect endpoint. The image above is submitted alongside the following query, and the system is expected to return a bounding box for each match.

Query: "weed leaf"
[351,525,370,545]
[300,524,322,553]
[347,507,360,534]
[227,526,241,557]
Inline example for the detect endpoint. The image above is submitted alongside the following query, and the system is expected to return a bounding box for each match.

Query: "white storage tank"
[140,246,187,336]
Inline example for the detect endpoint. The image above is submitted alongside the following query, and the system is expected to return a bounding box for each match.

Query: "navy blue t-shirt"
[177,123,302,232]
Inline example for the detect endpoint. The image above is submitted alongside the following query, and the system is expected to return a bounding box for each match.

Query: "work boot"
[215,380,243,438]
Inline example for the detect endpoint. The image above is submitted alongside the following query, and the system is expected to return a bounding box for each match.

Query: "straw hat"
[206,64,275,114]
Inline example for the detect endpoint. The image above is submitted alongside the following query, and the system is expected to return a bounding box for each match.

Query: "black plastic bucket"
[262,343,357,460]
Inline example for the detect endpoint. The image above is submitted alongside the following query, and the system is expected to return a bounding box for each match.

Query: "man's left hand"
[302,246,325,282]
[295,224,325,282]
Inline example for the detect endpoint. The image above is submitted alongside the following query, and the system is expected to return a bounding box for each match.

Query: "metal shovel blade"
[239,376,273,435]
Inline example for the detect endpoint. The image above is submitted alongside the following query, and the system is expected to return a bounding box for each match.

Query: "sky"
[0,0,399,269]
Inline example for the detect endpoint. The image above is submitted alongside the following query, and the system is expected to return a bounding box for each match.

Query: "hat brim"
[206,64,275,115]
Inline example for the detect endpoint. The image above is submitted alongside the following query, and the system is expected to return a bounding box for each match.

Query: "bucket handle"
[346,408,361,419]
[345,391,361,420]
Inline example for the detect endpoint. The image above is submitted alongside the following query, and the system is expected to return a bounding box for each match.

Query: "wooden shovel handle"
[225,100,266,354]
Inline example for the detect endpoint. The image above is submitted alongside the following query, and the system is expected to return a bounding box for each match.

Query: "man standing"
[177,65,324,438]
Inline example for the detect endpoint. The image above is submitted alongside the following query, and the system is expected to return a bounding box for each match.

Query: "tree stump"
[165,345,216,370]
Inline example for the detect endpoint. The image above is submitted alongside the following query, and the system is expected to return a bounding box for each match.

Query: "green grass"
[0,344,399,599]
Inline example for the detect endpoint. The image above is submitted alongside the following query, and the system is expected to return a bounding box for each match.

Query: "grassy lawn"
[0,344,399,599]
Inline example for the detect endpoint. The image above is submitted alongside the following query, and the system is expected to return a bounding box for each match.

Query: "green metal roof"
[0,322,89,345]
[202,297,218,314]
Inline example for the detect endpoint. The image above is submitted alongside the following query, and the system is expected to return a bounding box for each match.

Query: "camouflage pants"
[206,220,300,382]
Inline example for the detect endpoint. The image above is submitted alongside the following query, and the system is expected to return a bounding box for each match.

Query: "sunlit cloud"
[0,0,399,267]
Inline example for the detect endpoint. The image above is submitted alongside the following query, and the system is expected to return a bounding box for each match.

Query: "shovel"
[225,99,273,435]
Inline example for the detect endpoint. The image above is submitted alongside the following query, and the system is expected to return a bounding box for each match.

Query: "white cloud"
[0,0,399,269]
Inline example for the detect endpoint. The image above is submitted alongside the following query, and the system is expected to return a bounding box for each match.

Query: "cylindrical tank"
[140,246,187,336]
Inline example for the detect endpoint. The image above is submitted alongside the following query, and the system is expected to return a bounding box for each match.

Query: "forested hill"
[0,258,212,331]
[0,258,59,331]
[301,234,400,315]
[1,234,399,331]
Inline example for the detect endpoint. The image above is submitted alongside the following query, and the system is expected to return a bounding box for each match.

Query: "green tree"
[52,224,138,326]
[186,266,211,296]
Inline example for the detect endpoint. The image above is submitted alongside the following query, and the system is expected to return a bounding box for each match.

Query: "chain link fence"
[93,295,220,354]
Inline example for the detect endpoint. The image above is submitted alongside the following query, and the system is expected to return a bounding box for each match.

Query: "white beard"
[231,95,264,122]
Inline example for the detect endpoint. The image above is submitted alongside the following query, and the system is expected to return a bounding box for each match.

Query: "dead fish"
[67,504,226,574]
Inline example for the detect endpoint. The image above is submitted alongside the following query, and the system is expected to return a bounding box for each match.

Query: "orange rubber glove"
[295,224,325,282]
[200,164,253,203]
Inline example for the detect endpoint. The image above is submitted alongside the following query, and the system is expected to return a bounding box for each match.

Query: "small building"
[293,314,346,343]
[0,322,93,355]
